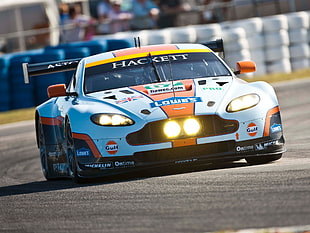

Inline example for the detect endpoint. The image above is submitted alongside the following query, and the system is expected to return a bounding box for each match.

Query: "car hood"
[86,77,233,121]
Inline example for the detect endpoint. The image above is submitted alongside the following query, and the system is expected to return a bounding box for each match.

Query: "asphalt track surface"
[0,78,309,233]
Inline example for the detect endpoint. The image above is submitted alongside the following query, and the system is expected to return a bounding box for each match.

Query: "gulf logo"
[105,141,119,155]
[247,123,258,137]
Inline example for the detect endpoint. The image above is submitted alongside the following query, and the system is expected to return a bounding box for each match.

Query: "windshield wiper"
[148,53,161,82]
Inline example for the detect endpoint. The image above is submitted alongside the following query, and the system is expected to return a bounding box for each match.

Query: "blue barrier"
[71,40,108,55]
[61,46,90,83]
[31,50,66,105]
[0,39,133,112]
[9,55,35,109]
[106,39,134,51]
[0,57,10,111]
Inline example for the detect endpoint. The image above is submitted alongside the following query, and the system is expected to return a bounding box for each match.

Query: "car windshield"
[84,52,231,94]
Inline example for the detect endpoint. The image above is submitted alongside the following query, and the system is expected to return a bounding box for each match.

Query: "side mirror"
[47,84,67,98]
[235,61,256,74]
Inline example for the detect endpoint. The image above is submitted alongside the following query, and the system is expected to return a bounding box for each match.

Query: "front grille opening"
[126,115,238,145]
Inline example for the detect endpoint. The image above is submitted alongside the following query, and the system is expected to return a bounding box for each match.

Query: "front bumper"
[77,134,285,178]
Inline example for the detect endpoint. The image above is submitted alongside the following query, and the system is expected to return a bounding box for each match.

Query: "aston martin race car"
[23,39,285,183]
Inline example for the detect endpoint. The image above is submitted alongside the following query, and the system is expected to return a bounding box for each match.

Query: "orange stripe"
[40,116,63,126]
[263,106,280,137]
[131,79,195,118]
[113,45,178,57]
[72,133,101,158]
[173,138,196,147]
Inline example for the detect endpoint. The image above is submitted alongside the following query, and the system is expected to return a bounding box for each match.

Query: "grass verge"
[1,69,310,125]
[244,68,310,83]
[0,108,35,125]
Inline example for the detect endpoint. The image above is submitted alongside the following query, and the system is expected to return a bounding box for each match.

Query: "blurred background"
[0,0,309,112]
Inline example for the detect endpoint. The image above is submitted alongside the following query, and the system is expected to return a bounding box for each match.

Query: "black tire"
[38,121,54,180]
[245,153,282,165]
[65,119,85,184]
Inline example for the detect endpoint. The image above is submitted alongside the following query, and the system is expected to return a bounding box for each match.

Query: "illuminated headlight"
[163,121,181,138]
[91,114,134,126]
[183,118,201,136]
[226,94,260,112]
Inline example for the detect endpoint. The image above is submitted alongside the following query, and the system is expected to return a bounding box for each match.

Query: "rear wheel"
[38,121,54,180]
[245,153,282,165]
[65,119,85,184]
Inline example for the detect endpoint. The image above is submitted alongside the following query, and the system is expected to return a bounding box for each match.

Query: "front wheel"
[245,153,282,165]
[65,119,85,184]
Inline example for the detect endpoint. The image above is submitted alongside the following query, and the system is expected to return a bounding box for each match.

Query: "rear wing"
[22,58,81,84]
[203,39,224,53]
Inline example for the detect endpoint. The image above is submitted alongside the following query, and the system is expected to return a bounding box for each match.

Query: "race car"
[23,39,285,183]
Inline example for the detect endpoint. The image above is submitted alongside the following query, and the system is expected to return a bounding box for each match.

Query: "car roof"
[83,43,211,68]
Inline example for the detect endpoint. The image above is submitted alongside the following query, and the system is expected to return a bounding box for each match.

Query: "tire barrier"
[1,11,310,111]
[263,14,289,32]
[192,23,222,44]
[221,27,251,76]
[169,26,197,44]
[94,10,310,76]
[31,50,66,105]
[9,55,35,110]
[262,14,291,74]
[289,28,308,44]
[0,39,133,111]
[287,12,310,71]
[140,29,171,45]
[229,17,266,76]
[0,57,10,112]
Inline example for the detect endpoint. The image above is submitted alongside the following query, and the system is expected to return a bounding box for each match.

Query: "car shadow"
[0,160,249,197]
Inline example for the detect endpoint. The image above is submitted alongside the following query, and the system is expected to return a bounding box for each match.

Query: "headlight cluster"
[226,94,260,112]
[91,114,134,126]
[163,118,201,138]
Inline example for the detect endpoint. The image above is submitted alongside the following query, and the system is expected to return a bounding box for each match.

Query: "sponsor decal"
[105,141,119,155]
[84,161,135,169]
[175,158,198,164]
[202,87,223,91]
[114,161,135,168]
[270,123,282,133]
[84,162,113,169]
[255,143,265,151]
[150,96,202,108]
[144,82,185,95]
[112,54,189,69]
[76,148,91,157]
[115,95,143,104]
[47,60,79,69]
[236,145,254,152]
[255,140,277,151]
[247,123,258,137]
